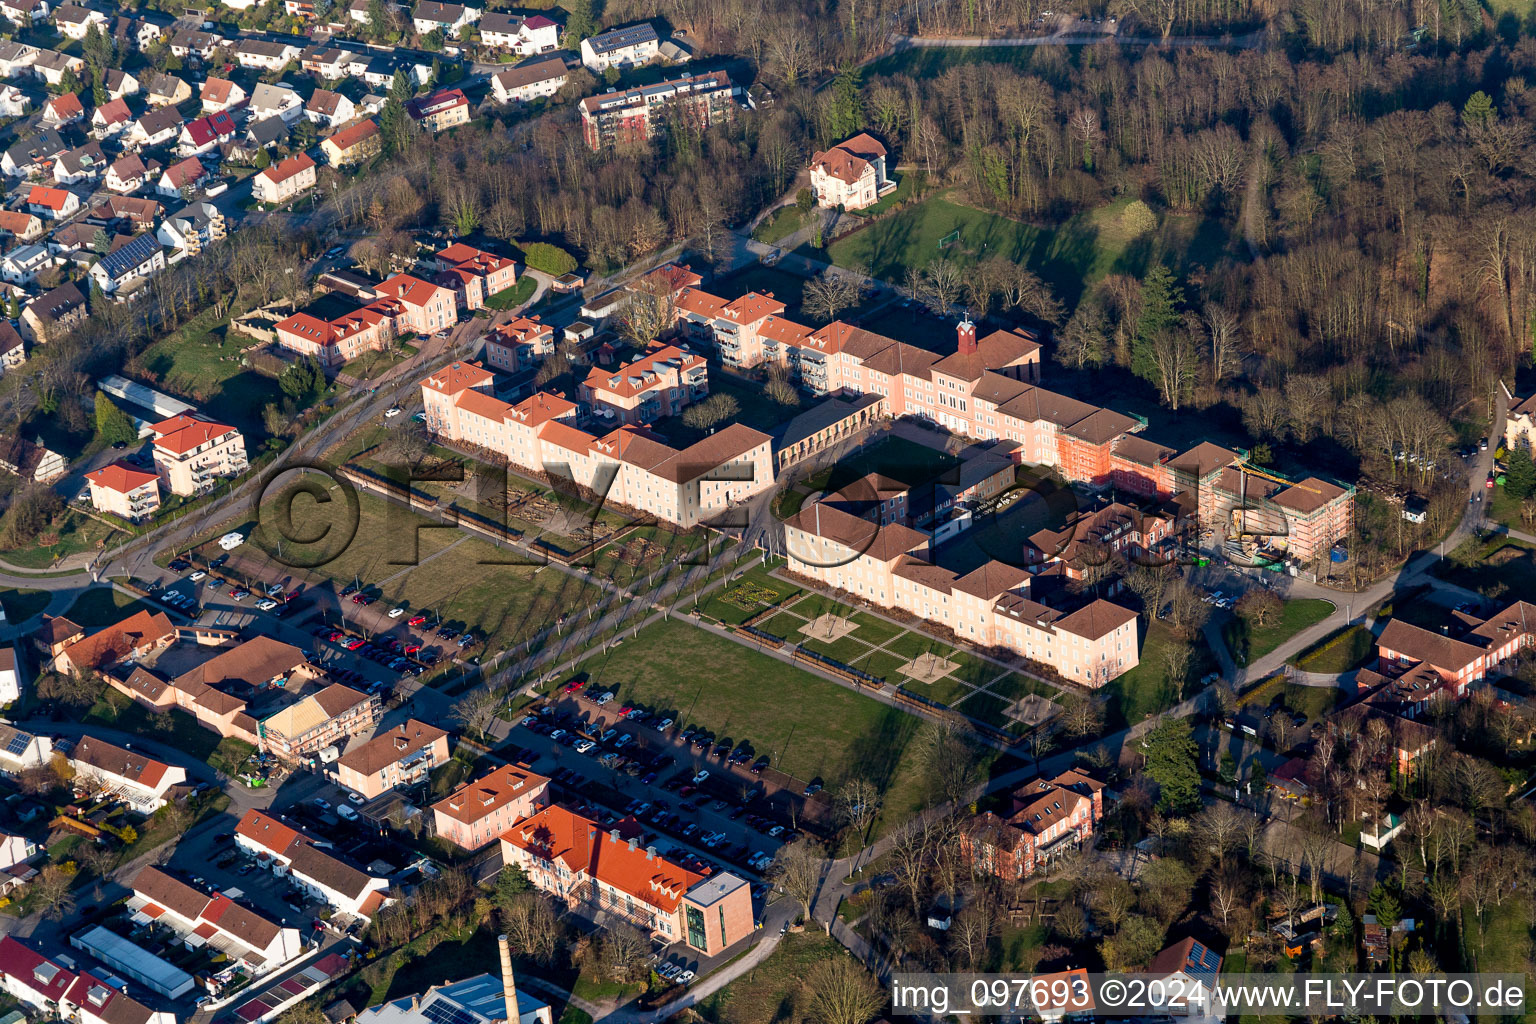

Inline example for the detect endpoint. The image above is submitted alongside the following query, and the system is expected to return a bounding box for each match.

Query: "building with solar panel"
[1146,937,1226,1023]
[355,968,550,1024]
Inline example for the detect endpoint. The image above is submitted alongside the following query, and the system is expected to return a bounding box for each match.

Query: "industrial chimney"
[957,317,977,355]
[497,934,518,1024]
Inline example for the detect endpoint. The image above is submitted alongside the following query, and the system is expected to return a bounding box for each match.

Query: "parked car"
[389,607,406,618]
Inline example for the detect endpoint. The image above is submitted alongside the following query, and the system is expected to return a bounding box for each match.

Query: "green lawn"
[694,562,801,625]
[692,931,846,1024]
[485,277,538,310]
[1222,598,1335,665]
[1281,683,1340,724]
[1290,624,1375,674]
[65,588,151,627]
[647,373,797,448]
[1,510,121,569]
[752,206,810,245]
[83,701,223,761]
[134,311,292,443]
[341,344,417,381]
[0,588,49,622]
[1104,618,1210,728]
[826,193,1228,311]
[588,524,712,587]
[578,618,933,830]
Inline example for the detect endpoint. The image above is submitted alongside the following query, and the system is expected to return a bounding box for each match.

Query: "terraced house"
[128,866,302,974]
[234,810,390,919]
[578,71,748,150]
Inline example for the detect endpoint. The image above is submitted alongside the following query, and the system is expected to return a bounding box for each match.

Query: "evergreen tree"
[1506,443,1536,499]
[1142,719,1200,813]
[94,396,138,446]
[379,97,415,156]
[1132,263,1182,383]
[389,68,413,102]
[562,0,594,42]
[827,64,863,142]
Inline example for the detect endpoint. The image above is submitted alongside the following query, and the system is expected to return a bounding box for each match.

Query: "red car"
[327,631,343,642]
[409,615,427,626]
[564,681,583,693]
[286,589,302,602]
[405,643,421,654]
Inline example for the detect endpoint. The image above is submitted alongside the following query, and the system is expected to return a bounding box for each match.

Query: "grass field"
[753,206,811,245]
[486,277,539,310]
[694,561,800,625]
[577,618,932,831]
[692,931,843,1024]
[1,510,121,569]
[825,193,1228,312]
[1222,598,1335,665]
[342,343,417,381]
[588,524,713,587]
[135,311,290,442]
[1104,618,1211,728]
[245,488,604,658]
[0,588,49,622]
[65,587,150,627]
[1290,624,1374,674]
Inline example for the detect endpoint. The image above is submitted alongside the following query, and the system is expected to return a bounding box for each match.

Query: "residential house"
[248,82,304,124]
[428,241,517,310]
[482,315,553,372]
[579,21,658,71]
[30,49,83,87]
[53,141,107,185]
[0,42,38,77]
[478,12,558,53]
[1362,600,1536,718]
[89,231,165,295]
[0,85,27,117]
[244,114,290,151]
[25,185,77,220]
[258,682,382,760]
[48,220,113,256]
[167,26,221,60]
[105,153,153,193]
[1144,938,1225,1024]
[68,734,187,813]
[51,3,104,39]
[200,77,247,113]
[252,152,315,204]
[178,111,238,156]
[431,763,551,850]
[103,68,139,99]
[0,936,175,1024]
[330,720,450,800]
[1,129,67,177]
[491,55,567,104]
[143,71,191,107]
[90,97,133,139]
[156,155,208,197]
[579,344,709,425]
[50,607,175,675]
[405,88,470,132]
[411,0,478,36]
[156,201,225,257]
[234,809,390,919]
[0,323,23,376]
[304,88,354,129]
[235,38,299,70]
[149,413,246,494]
[85,460,161,521]
[959,770,1106,879]
[0,211,41,242]
[128,106,184,150]
[0,830,37,879]
[19,280,83,341]
[0,646,17,706]
[128,866,302,973]
[501,804,755,954]
[0,435,65,482]
[809,133,895,211]
[39,91,81,126]
[90,195,161,231]
[0,244,51,284]
[321,118,380,166]
[578,71,747,150]
[0,0,45,25]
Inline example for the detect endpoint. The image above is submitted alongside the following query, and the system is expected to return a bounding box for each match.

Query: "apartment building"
[331,719,450,799]
[0,937,175,1024]
[150,413,247,495]
[420,361,773,527]
[129,866,302,973]
[19,280,83,342]
[252,152,316,205]
[482,315,554,372]
[258,682,382,760]
[427,241,517,310]
[68,734,187,813]
[321,117,380,166]
[579,21,658,71]
[784,500,1140,685]
[405,88,470,132]
[234,810,390,919]
[479,12,557,52]
[673,289,787,370]
[1363,600,1536,717]
[578,71,747,150]
[580,344,708,425]
[501,804,754,955]
[85,460,161,521]
[809,133,895,211]
[156,201,227,257]
[1022,503,1177,577]
[432,763,551,850]
[959,769,1105,879]
[375,274,455,333]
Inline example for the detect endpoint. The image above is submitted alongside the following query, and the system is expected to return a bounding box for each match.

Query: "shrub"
[1120,199,1157,236]
[521,242,577,276]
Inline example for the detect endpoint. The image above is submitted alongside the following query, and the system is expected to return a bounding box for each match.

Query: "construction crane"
[1231,459,1321,546]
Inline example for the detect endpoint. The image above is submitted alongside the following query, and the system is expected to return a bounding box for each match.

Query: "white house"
[1145,938,1225,1024]
[128,866,303,974]
[0,832,37,871]
[0,645,17,706]
[0,723,49,772]
[234,809,390,920]
[89,232,166,295]
[248,82,304,124]
[411,0,477,37]
[579,21,658,72]
[52,3,105,39]
[304,88,355,129]
[491,55,566,104]
[1,245,52,285]
[67,734,187,813]
[0,937,176,1024]
[478,12,557,54]
[0,86,27,117]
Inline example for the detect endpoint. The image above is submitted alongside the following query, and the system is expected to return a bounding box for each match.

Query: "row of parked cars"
[310,625,425,675]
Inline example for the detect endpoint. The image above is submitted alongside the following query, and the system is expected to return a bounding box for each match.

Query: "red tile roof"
[151,413,237,455]
[86,460,158,494]
[26,185,71,210]
[259,151,315,185]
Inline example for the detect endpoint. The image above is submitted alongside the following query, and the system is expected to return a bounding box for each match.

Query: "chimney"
[627,836,638,851]
[645,845,656,860]
[497,934,518,1024]
[608,828,619,843]
[957,317,977,355]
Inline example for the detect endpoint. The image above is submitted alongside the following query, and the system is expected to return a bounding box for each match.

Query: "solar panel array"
[5,732,31,756]
[422,998,477,1024]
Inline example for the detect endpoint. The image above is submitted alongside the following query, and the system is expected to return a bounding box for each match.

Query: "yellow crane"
[1231,460,1321,542]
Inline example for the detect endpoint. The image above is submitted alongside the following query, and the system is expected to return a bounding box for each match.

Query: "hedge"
[520,241,577,276]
